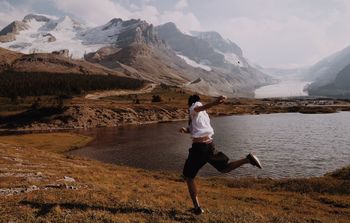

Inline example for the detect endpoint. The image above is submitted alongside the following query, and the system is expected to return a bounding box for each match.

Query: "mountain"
[0,14,99,58]
[308,63,350,98]
[305,45,350,98]
[305,46,350,86]
[0,21,29,42]
[190,30,244,67]
[0,14,274,97]
[191,31,243,56]
[155,22,274,96]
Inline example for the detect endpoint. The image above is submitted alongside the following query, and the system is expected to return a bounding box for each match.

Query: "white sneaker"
[247,153,262,169]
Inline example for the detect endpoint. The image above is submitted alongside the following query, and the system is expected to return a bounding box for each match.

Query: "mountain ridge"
[0,13,274,97]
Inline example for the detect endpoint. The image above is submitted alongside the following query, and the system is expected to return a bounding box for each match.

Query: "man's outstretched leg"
[220,158,250,173]
[185,177,204,215]
[221,153,262,173]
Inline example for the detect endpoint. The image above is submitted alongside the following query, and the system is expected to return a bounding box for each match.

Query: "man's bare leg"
[221,158,250,173]
[186,178,200,208]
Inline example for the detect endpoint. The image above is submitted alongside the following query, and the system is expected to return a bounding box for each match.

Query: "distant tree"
[0,72,145,98]
[151,95,162,102]
[56,95,66,111]
[30,97,41,110]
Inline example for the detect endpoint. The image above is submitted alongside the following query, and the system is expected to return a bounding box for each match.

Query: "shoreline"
[1,84,350,132]
[1,108,350,134]
[2,109,350,133]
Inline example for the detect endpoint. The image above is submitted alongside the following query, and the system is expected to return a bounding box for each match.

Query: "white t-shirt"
[189,102,214,138]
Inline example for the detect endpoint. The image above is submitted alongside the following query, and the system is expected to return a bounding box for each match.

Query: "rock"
[0,34,16,43]
[63,176,76,182]
[43,33,56,42]
[52,49,69,58]
[26,185,39,192]
[0,21,29,36]
[65,185,78,190]
[9,42,32,49]
[23,14,51,23]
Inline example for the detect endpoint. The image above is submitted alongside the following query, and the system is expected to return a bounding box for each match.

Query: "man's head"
[188,95,200,107]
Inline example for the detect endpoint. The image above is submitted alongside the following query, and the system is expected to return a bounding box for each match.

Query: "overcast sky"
[1,0,350,68]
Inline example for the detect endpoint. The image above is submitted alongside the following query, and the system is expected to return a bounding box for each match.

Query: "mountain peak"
[102,18,123,31]
[23,14,52,23]
[157,22,180,34]
[54,15,83,31]
[0,21,29,37]
[116,19,160,47]
[191,31,243,56]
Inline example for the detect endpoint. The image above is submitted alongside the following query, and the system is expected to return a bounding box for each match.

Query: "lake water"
[70,112,350,178]
[255,80,311,98]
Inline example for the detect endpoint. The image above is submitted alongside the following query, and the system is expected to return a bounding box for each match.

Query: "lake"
[69,112,350,178]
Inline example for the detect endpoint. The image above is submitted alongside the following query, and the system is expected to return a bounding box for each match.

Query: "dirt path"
[84,83,157,100]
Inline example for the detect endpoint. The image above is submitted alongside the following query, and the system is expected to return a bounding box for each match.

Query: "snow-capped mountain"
[0,14,160,58]
[0,14,274,97]
[155,22,274,96]
[0,14,100,58]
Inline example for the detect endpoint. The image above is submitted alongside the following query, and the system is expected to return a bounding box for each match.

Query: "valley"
[0,10,350,223]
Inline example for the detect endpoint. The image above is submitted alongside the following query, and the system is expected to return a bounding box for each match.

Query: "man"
[180,94,262,215]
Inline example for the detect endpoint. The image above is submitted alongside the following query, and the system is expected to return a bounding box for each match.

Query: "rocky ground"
[0,133,349,222]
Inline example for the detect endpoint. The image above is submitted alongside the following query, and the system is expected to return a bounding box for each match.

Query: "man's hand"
[215,95,227,105]
[179,127,190,134]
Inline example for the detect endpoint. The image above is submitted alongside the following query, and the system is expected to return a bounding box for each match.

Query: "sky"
[1,0,350,69]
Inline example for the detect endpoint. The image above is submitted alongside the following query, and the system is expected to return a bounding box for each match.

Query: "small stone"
[63,176,76,182]
[26,185,39,192]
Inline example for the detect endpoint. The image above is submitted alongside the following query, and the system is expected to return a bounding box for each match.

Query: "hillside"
[0,47,127,76]
[0,132,349,222]
[0,47,145,98]
[304,45,350,97]
[309,63,350,98]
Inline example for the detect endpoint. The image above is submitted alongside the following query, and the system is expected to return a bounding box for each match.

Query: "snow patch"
[0,15,105,58]
[80,21,123,45]
[177,54,212,71]
[214,49,245,67]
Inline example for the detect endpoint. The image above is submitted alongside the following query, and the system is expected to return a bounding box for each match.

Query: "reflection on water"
[70,112,350,178]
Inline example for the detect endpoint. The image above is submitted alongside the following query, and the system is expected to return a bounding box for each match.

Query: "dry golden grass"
[0,133,92,153]
[0,133,349,223]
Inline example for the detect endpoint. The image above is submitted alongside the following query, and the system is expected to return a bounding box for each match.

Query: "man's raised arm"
[194,95,227,112]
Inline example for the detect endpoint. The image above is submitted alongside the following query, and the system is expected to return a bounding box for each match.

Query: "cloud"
[0,1,30,29]
[207,0,350,68]
[52,0,132,26]
[214,17,328,68]
[52,0,200,32]
[160,10,201,32]
[175,0,188,10]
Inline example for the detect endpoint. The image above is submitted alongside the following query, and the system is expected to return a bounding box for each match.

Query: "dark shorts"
[182,142,229,179]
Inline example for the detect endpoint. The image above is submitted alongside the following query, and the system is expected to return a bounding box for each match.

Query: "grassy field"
[0,133,349,222]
